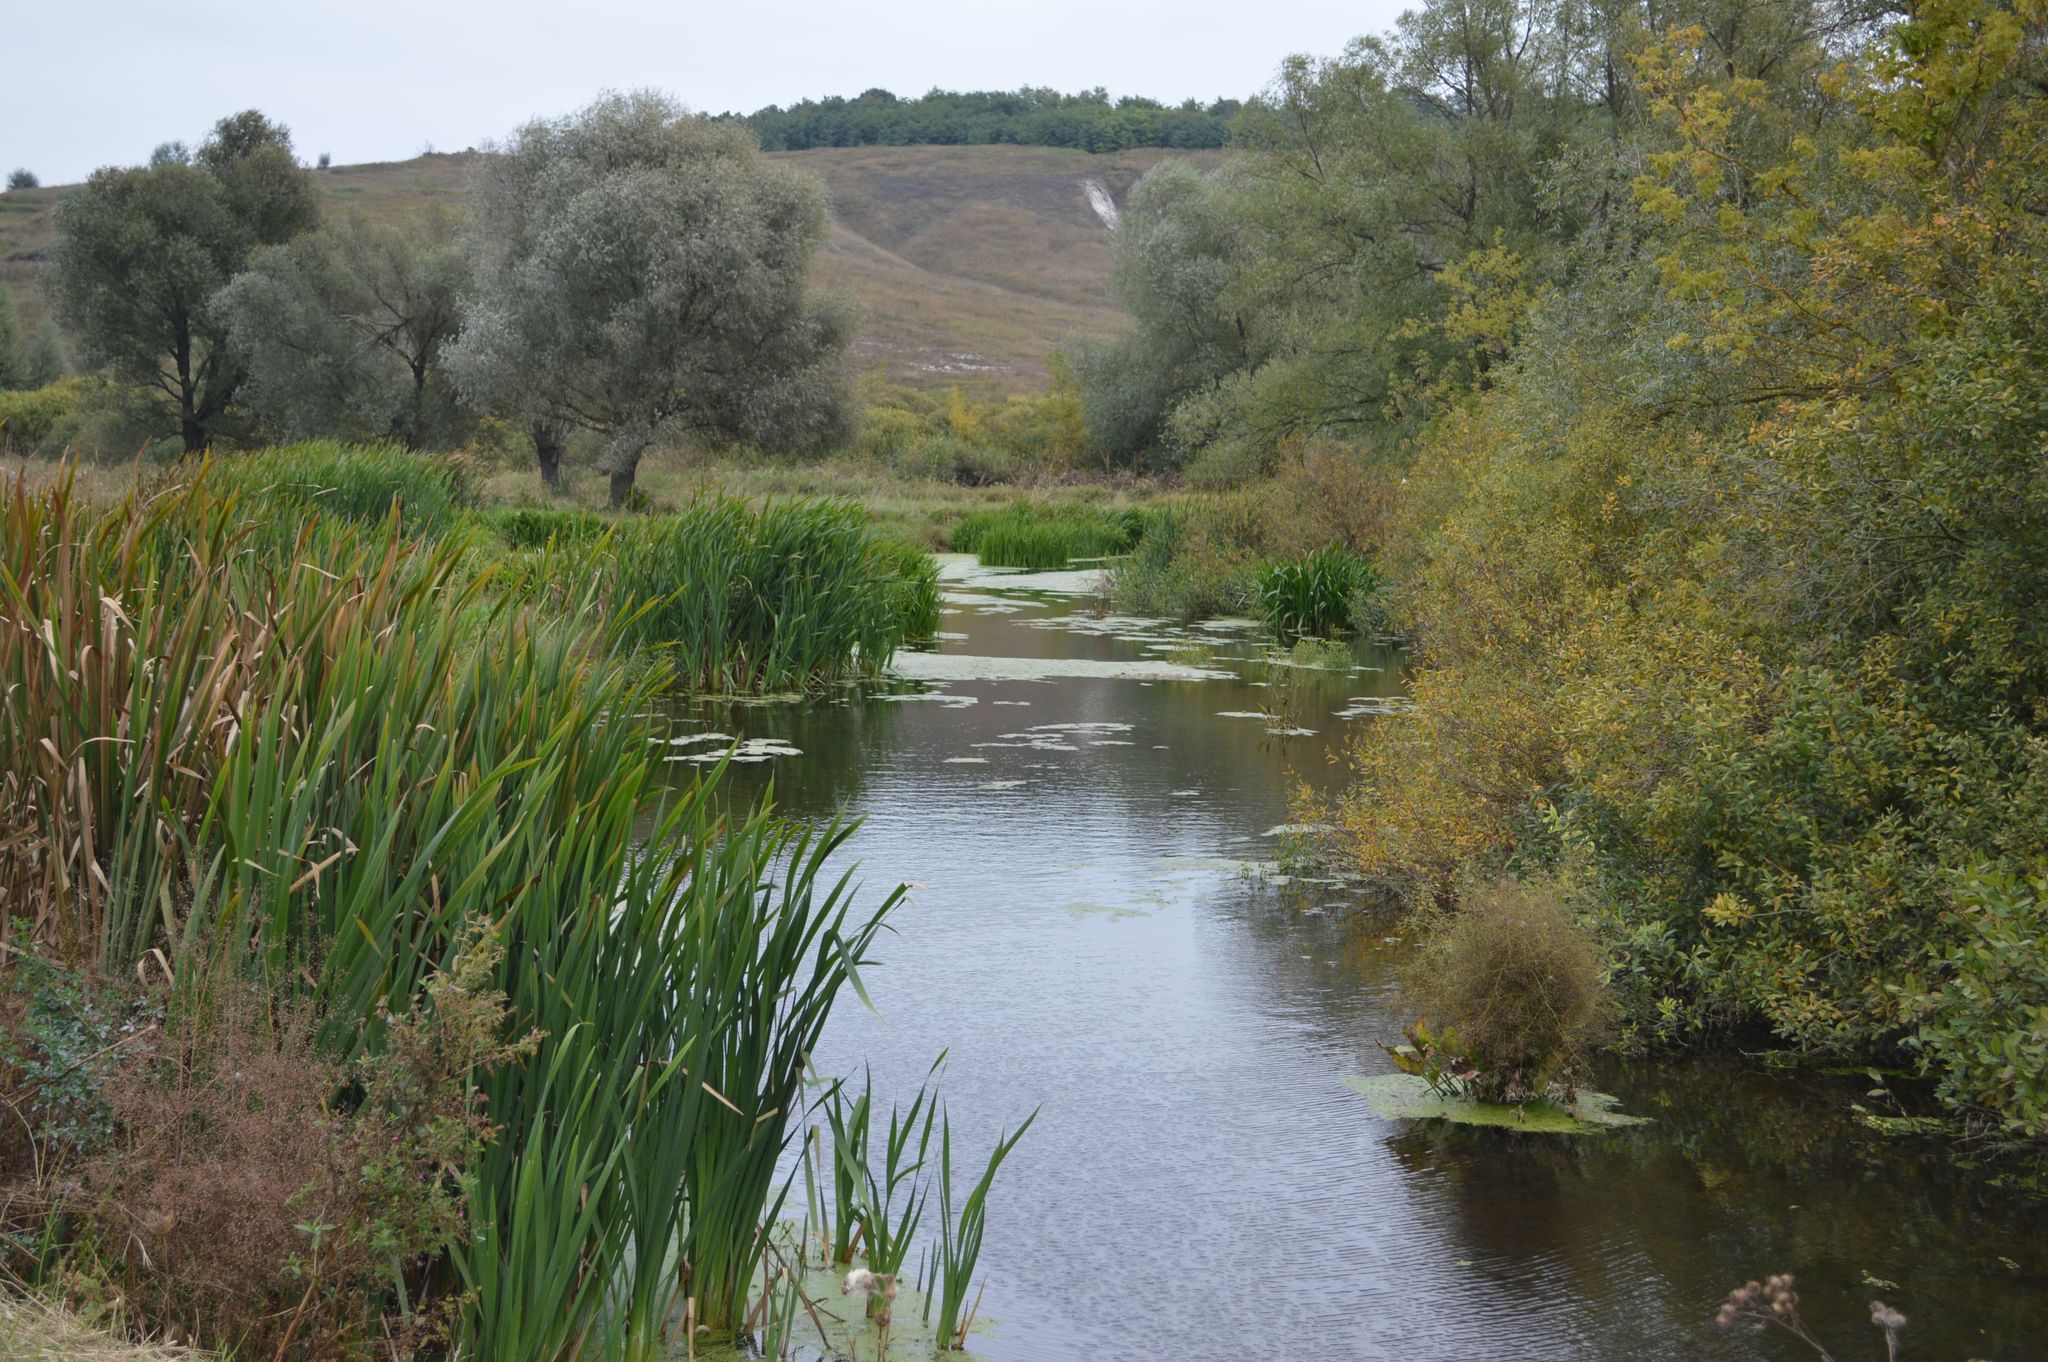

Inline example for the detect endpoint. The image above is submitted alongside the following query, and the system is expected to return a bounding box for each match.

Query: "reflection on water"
[653,560,2042,1362]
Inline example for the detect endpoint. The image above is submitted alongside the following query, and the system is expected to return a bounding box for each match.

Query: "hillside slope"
[0,144,1219,394]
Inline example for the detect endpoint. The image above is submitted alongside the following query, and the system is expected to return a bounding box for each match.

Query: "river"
[663,556,2042,1362]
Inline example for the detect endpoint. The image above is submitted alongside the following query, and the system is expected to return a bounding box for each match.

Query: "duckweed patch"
[1344,1075,1650,1133]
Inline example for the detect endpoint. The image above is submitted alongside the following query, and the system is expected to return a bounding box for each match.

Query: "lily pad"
[1344,1074,1650,1133]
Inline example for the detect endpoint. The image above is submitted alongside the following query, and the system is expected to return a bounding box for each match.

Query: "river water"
[668,557,2043,1362]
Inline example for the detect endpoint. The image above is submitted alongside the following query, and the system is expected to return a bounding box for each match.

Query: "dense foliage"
[1078,0,2048,1136]
[214,212,472,449]
[736,86,1240,152]
[448,91,855,506]
[50,111,319,452]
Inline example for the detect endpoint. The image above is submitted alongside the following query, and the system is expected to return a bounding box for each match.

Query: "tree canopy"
[215,212,471,449]
[51,111,317,451]
[447,91,854,503]
[1100,0,2048,1132]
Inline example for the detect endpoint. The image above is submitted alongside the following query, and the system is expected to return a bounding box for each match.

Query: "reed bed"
[0,466,906,1360]
[597,497,940,692]
[197,439,476,537]
[1254,545,1380,639]
[474,503,610,550]
[949,503,1149,570]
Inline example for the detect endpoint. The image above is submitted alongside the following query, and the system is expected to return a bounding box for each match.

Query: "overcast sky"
[6,1,1410,185]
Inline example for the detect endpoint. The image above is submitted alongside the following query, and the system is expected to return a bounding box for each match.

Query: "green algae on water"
[1345,1074,1651,1133]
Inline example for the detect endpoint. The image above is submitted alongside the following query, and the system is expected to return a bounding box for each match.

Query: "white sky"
[6,0,1408,184]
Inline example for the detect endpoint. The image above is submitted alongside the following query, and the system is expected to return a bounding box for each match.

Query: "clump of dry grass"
[0,1292,208,1360]
[1408,877,1614,1104]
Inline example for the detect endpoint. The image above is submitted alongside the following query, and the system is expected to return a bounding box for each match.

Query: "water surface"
[665,557,2043,1361]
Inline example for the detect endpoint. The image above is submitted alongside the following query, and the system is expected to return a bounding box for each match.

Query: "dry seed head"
[1869,1302,1907,1331]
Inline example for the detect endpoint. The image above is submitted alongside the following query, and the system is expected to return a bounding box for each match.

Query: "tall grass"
[1254,546,1380,639]
[474,503,609,550]
[197,440,475,537]
[950,503,1149,570]
[0,466,904,1359]
[599,497,938,692]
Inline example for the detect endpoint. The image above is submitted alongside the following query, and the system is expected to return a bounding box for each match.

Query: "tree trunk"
[175,330,204,452]
[607,463,637,509]
[604,439,646,509]
[532,421,565,493]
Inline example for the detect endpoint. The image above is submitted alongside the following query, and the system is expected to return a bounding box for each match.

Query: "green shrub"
[1256,546,1381,639]
[1111,495,1269,619]
[856,403,933,465]
[1407,878,1612,1104]
[0,378,91,453]
[1902,867,2048,1131]
[894,433,1018,485]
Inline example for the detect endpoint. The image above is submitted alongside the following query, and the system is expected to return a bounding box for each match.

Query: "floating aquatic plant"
[1345,1074,1649,1133]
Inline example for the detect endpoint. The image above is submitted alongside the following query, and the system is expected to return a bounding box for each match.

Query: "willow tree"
[447,92,853,503]
[214,212,472,448]
[1068,158,1250,467]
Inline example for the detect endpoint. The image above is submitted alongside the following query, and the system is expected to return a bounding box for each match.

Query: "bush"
[1111,489,1277,619]
[854,384,1086,481]
[1902,868,2048,1132]
[58,939,531,1360]
[897,433,1018,485]
[0,379,92,454]
[4,169,36,191]
[1407,879,1612,1104]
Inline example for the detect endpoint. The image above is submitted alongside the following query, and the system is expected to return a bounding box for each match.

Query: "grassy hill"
[1,143,1219,394]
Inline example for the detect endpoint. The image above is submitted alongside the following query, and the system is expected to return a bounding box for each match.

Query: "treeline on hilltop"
[1071,0,2048,1138]
[730,86,1241,152]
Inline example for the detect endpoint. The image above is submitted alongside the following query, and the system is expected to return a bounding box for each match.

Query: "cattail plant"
[934,1108,1037,1350]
